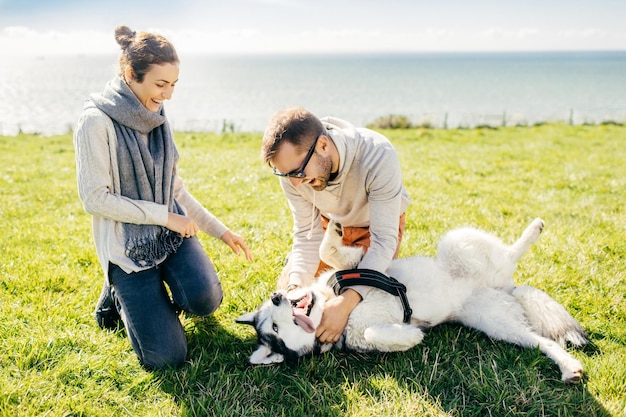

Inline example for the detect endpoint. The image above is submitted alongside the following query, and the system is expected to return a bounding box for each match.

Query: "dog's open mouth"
[289,292,316,334]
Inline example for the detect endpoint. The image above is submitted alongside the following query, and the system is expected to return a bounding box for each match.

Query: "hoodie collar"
[324,126,356,187]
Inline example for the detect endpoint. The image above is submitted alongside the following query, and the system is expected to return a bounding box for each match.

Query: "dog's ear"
[235,312,256,326]
[249,345,285,365]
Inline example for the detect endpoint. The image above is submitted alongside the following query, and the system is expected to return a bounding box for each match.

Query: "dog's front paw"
[329,219,343,239]
[320,219,363,269]
[363,324,424,352]
[321,219,345,253]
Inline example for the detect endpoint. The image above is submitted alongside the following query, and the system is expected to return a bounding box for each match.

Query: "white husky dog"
[237,218,587,383]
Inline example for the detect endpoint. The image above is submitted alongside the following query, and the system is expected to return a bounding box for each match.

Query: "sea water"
[1,51,625,136]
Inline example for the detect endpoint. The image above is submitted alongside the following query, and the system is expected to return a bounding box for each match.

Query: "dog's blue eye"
[272,323,278,332]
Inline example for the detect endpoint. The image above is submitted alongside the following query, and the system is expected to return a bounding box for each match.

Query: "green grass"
[1,124,624,417]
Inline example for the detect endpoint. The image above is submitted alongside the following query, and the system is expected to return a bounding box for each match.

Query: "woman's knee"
[186,280,223,316]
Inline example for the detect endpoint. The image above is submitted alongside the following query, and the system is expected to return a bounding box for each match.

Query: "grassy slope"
[0,124,624,416]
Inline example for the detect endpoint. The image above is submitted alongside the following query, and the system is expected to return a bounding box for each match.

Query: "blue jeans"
[109,236,222,369]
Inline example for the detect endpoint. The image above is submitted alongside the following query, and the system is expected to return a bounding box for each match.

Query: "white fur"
[237,218,587,383]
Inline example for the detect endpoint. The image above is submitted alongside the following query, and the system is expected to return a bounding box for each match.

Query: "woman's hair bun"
[114,25,136,50]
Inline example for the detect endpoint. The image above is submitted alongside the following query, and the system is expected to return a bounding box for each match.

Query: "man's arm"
[280,179,325,286]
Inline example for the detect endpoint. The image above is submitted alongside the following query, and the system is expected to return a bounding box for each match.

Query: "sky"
[1,0,625,56]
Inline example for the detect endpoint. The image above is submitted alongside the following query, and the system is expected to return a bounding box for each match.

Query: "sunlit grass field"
[1,124,624,416]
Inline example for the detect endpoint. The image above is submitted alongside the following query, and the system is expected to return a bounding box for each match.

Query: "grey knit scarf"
[90,76,183,267]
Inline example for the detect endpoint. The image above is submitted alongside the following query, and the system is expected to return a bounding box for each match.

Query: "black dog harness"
[327,269,413,324]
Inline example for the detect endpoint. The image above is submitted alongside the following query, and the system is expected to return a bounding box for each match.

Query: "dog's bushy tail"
[513,285,588,347]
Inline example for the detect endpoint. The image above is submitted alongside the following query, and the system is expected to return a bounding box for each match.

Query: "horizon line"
[7,48,626,58]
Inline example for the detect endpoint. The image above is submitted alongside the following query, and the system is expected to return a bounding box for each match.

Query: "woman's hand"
[221,230,253,261]
[166,212,199,238]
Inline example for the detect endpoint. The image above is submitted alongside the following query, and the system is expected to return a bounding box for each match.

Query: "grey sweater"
[73,105,228,281]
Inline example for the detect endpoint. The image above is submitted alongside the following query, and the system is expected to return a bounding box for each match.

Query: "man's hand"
[316,288,362,343]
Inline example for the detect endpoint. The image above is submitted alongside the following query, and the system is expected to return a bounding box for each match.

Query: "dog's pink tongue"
[292,308,316,333]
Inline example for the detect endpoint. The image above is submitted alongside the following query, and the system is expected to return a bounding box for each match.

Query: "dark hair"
[261,107,325,165]
[115,25,179,83]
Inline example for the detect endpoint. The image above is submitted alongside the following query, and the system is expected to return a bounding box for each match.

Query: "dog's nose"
[271,292,283,306]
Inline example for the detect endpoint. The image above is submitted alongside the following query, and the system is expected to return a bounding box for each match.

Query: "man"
[261,107,410,344]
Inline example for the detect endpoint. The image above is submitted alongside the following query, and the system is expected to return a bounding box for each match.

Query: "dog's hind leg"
[508,218,544,263]
[458,288,584,383]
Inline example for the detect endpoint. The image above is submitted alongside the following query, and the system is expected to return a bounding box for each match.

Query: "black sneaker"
[94,282,122,330]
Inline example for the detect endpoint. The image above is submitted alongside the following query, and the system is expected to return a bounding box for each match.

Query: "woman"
[73,25,252,369]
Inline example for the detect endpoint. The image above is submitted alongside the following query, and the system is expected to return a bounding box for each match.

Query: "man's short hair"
[261,106,324,165]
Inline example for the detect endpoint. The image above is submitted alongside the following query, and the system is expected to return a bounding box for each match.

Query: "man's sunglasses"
[272,134,321,178]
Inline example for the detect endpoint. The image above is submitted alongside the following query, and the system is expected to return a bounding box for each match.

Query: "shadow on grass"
[155,320,611,417]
